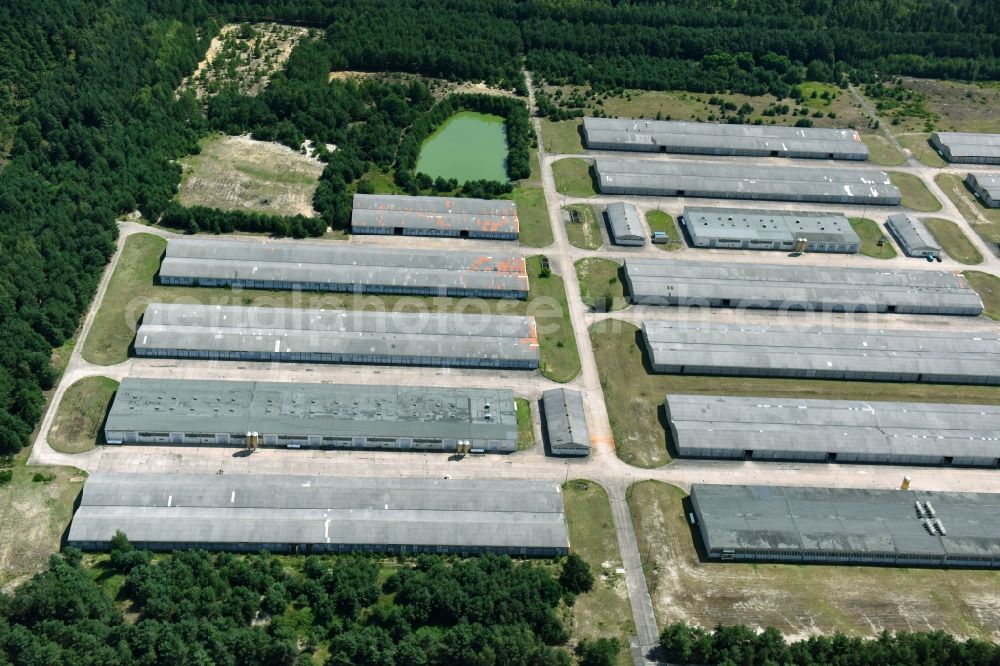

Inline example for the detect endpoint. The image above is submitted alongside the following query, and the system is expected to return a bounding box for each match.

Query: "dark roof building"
[160,238,529,299]
[584,117,868,160]
[351,194,519,240]
[105,377,519,453]
[541,388,591,456]
[68,473,570,556]
[692,484,1000,568]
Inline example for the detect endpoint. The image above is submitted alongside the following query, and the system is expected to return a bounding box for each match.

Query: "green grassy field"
[896,133,947,167]
[0,449,85,588]
[508,186,554,248]
[564,204,602,250]
[82,235,580,381]
[849,218,897,259]
[591,320,1000,468]
[646,210,682,251]
[965,271,1000,321]
[48,377,119,454]
[540,118,584,154]
[935,173,1000,250]
[515,398,536,451]
[552,158,597,197]
[860,134,906,166]
[575,258,627,312]
[628,480,1000,639]
[889,172,942,212]
[562,480,634,665]
[923,218,982,264]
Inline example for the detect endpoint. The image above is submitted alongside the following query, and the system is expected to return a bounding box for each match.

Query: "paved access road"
[29,71,1000,662]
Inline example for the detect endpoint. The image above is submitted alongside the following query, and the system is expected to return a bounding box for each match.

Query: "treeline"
[660,622,1000,666]
[396,93,532,193]
[0,1,212,455]
[160,203,324,237]
[0,542,603,665]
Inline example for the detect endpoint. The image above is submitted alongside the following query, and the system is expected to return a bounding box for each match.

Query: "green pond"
[416,111,508,183]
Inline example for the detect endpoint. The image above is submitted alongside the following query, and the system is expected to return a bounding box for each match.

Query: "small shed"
[605,202,645,246]
[541,389,591,457]
[885,214,941,258]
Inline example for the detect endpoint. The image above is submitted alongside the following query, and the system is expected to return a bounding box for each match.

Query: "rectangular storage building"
[134,303,540,369]
[681,206,860,252]
[594,159,901,205]
[966,173,1000,208]
[67,473,570,556]
[666,395,1000,467]
[159,238,529,299]
[884,214,941,258]
[930,132,1000,165]
[641,320,1000,385]
[105,377,518,453]
[624,259,981,315]
[583,117,869,161]
[691,484,1000,568]
[351,194,519,240]
[604,202,645,246]
[541,388,591,457]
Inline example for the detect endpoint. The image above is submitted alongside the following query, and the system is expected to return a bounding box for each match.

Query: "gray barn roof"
[624,258,981,314]
[682,206,858,245]
[605,202,645,242]
[930,132,1000,163]
[584,117,868,160]
[594,159,901,204]
[352,194,519,235]
[667,395,1000,461]
[968,173,1000,201]
[160,238,528,296]
[135,303,540,367]
[642,320,1000,385]
[541,388,591,454]
[692,484,1000,560]
[68,473,569,552]
[105,377,517,441]
[885,214,940,255]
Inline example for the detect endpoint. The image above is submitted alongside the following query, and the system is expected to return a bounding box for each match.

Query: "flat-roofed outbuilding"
[351,194,519,240]
[604,202,645,246]
[642,320,1000,385]
[160,238,528,299]
[105,377,519,452]
[584,117,868,160]
[966,173,1000,208]
[134,303,540,369]
[681,206,860,253]
[884,214,941,258]
[594,159,901,205]
[68,473,570,556]
[930,132,1000,164]
[624,259,980,315]
[666,395,1000,467]
[541,388,591,456]
[692,484,1000,568]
